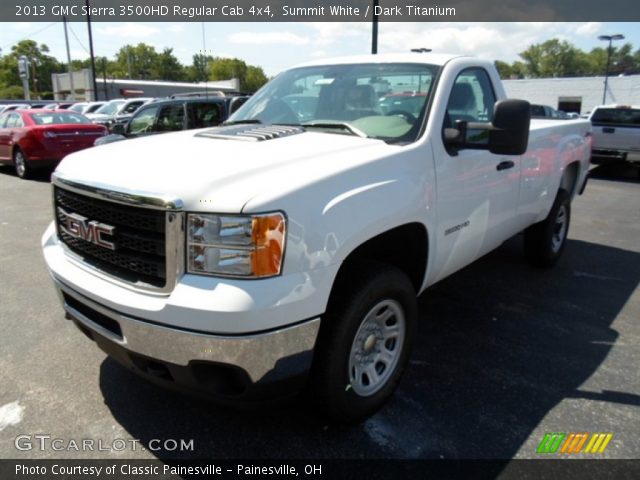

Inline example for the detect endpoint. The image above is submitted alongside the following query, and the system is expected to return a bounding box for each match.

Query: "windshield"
[228,63,439,143]
[95,101,125,115]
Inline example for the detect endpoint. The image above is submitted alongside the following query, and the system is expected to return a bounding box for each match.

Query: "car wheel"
[13,148,32,179]
[311,262,417,422]
[524,189,571,267]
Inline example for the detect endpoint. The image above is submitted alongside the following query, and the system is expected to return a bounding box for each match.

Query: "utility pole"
[18,56,30,100]
[85,0,99,100]
[371,0,379,54]
[63,16,76,100]
[598,34,624,104]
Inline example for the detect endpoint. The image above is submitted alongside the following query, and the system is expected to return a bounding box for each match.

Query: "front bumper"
[55,278,320,400]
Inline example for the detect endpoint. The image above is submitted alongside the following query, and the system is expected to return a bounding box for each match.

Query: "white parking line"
[0,401,24,431]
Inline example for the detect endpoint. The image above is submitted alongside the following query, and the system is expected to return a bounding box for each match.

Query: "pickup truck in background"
[42,54,591,422]
[589,105,640,168]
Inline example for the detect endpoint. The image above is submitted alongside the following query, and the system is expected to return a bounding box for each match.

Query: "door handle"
[603,127,615,134]
[496,160,515,171]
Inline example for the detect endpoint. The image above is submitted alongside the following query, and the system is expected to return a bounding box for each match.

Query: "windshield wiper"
[301,122,368,138]
[222,119,262,126]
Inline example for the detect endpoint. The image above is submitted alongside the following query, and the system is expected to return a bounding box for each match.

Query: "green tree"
[494,60,513,78]
[209,57,267,91]
[151,48,186,81]
[113,43,158,80]
[187,53,213,82]
[0,40,64,99]
[209,57,247,86]
[244,65,268,92]
[518,39,589,77]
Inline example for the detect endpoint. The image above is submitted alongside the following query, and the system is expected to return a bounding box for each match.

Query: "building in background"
[51,69,240,101]
[503,75,640,115]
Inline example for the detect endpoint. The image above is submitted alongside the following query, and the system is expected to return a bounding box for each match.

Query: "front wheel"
[524,189,571,267]
[310,262,417,422]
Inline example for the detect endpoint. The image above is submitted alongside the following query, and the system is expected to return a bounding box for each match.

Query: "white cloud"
[96,23,160,39]
[168,24,185,34]
[228,32,309,46]
[304,22,369,47]
[375,22,604,62]
[575,22,601,36]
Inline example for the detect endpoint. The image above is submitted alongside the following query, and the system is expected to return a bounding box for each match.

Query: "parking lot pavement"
[1,163,639,461]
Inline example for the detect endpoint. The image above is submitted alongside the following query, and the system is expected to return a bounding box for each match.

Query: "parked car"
[95,96,248,146]
[589,104,640,166]
[43,53,591,421]
[43,102,75,110]
[82,101,107,115]
[0,104,31,112]
[90,98,154,130]
[68,102,89,113]
[531,104,568,119]
[0,109,107,179]
[84,99,126,122]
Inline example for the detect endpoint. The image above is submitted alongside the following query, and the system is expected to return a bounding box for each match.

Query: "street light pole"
[598,34,624,105]
[85,0,99,101]
[371,0,379,54]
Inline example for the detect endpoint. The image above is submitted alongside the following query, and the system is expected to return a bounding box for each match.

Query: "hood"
[55,126,395,212]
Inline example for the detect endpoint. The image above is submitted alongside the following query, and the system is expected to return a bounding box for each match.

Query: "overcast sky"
[1,22,638,76]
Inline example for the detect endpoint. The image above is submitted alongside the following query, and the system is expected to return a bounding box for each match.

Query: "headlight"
[187,212,286,278]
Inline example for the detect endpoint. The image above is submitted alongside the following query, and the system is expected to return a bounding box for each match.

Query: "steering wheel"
[386,110,417,124]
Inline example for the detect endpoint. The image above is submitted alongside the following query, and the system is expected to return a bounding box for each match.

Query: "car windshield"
[95,101,125,115]
[228,62,439,143]
[30,112,91,125]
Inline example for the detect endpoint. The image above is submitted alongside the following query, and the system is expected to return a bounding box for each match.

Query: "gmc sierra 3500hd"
[42,53,591,421]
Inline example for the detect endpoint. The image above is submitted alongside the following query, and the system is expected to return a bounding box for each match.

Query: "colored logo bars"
[537,433,613,454]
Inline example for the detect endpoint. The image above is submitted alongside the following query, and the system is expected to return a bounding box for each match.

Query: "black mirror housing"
[110,123,126,135]
[488,99,530,155]
[443,99,530,156]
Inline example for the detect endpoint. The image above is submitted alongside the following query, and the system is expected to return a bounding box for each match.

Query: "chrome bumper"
[55,279,320,384]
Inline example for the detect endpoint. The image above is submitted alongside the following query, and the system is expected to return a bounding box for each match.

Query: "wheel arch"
[327,222,429,306]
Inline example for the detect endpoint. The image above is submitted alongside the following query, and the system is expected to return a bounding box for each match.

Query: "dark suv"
[95,95,249,146]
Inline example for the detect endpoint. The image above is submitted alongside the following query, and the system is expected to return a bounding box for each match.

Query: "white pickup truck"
[589,104,640,166]
[42,53,591,421]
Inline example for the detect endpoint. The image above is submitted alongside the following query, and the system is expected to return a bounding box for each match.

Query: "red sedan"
[0,109,107,179]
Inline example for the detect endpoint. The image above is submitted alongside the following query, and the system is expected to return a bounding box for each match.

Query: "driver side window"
[128,106,159,136]
[444,68,496,128]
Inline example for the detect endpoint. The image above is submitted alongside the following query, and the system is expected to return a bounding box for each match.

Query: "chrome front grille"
[55,187,167,287]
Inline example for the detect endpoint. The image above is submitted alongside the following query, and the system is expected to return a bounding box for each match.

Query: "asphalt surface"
[0,162,639,463]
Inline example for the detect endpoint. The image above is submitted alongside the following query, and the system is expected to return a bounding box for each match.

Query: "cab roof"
[293,52,467,69]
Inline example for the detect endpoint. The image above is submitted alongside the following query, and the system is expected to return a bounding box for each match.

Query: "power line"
[1,22,59,51]
[68,23,91,56]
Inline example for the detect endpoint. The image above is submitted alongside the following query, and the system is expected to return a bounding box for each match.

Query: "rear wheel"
[311,262,417,422]
[13,148,32,179]
[524,189,571,267]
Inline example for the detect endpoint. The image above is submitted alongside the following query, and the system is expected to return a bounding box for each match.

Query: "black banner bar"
[2,0,640,22]
[1,459,640,480]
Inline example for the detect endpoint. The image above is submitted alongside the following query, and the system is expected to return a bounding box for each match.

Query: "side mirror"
[444,99,530,156]
[110,122,126,135]
[488,99,530,155]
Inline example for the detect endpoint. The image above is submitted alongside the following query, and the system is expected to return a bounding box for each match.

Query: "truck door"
[432,67,521,281]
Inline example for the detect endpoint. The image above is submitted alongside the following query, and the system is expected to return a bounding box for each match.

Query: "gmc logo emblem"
[58,207,116,250]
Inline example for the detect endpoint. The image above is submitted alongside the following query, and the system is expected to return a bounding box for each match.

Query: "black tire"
[310,261,417,423]
[524,189,571,267]
[13,148,32,179]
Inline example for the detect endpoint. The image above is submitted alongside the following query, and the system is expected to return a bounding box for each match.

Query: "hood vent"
[195,124,305,142]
